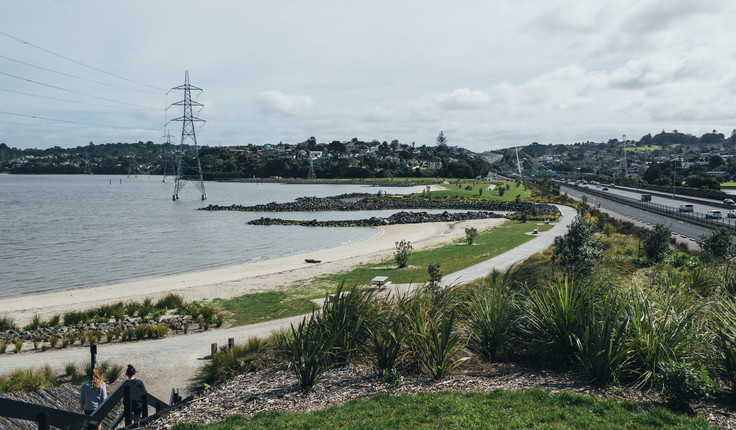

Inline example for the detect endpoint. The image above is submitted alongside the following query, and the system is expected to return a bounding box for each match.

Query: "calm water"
[0,175,420,299]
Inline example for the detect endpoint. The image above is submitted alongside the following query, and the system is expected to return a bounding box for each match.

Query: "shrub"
[63,311,85,326]
[287,315,339,390]
[641,223,672,263]
[628,288,702,387]
[25,314,42,331]
[427,263,443,291]
[394,239,413,269]
[195,337,268,387]
[48,314,60,327]
[466,278,517,362]
[103,363,123,384]
[0,316,17,331]
[319,283,375,365]
[367,298,408,374]
[521,278,583,363]
[13,338,23,353]
[408,307,468,379]
[465,227,479,245]
[654,361,715,411]
[573,285,633,385]
[64,362,77,377]
[551,215,603,277]
[698,227,736,260]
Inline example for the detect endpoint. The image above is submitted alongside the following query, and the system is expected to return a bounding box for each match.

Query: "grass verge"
[212,292,316,326]
[170,388,711,429]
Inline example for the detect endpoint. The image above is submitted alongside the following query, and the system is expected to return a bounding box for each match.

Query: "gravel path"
[0,205,575,402]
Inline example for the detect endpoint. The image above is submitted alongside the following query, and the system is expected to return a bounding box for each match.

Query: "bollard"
[211,343,217,357]
[228,338,235,350]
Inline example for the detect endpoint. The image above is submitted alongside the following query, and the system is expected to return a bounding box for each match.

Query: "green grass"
[721,182,736,188]
[170,388,711,429]
[625,145,663,152]
[426,181,531,202]
[320,220,552,286]
[212,292,316,326]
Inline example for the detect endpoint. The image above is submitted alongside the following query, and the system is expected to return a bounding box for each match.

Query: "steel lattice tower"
[307,157,316,180]
[170,71,207,200]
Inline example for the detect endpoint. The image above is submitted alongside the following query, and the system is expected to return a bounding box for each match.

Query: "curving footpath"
[0,205,575,401]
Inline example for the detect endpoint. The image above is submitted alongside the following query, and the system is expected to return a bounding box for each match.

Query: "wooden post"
[90,344,97,370]
[36,412,48,430]
[141,394,149,418]
[210,343,217,356]
[123,384,132,426]
[228,338,234,350]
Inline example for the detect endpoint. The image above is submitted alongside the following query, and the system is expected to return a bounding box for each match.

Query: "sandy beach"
[1,217,506,326]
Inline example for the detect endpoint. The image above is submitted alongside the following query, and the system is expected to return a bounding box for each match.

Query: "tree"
[551,215,604,277]
[641,223,672,262]
[427,263,443,290]
[394,240,413,268]
[436,131,447,147]
[698,227,736,260]
[465,227,479,245]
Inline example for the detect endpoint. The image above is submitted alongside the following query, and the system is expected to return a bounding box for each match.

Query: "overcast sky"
[1,0,735,152]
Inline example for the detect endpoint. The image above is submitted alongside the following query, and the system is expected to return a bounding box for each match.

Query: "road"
[560,184,711,245]
[0,205,575,401]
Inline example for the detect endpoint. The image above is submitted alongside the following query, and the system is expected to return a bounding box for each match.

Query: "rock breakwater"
[248,210,505,227]
[202,193,559,215]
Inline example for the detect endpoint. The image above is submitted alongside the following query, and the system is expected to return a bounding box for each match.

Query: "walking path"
[0,205,575,400]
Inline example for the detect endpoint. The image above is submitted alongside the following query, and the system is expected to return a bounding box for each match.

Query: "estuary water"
[0,175,419,299]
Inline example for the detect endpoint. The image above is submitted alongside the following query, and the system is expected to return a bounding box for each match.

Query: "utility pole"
[170,71,207,201]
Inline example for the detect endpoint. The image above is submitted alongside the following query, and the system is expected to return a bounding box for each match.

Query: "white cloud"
[256,91,313,116]
[438,88,491,110]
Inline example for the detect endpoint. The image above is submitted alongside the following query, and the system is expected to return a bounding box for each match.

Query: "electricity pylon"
[170,71,207,200]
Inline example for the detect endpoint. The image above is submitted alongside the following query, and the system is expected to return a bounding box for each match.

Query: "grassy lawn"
[214,219,552,325]
[721,182,736,187]
[320,220,551,286]
[426,181,531,202]
[171,389,710,430]
[212,292,316,326]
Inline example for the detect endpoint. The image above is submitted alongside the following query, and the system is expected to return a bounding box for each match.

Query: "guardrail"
[560,183,736,232]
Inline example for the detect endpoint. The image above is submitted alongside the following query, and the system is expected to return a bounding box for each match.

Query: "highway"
[560,184,715,245]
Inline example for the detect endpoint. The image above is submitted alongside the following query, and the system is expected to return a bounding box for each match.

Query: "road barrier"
[560,184,736,232]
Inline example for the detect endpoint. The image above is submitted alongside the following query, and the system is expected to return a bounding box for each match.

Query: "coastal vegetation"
[0,294,224,354]
[168,197,736,428]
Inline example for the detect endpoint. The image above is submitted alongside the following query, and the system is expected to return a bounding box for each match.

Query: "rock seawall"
[248,210,505,227]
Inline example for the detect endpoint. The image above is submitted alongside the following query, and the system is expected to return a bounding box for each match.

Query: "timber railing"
[0,380,189,429]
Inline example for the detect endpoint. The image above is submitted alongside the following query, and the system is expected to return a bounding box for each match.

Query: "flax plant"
[287,315,339,390]
[367,296,409,374]
[521,277,584,363]
[573,285,634,385]
[465,277,517,362]
[627,286,703,387]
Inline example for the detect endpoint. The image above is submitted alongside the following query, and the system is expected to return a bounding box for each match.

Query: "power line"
[0,71,158,110]
[0,29,166,91]
[0,54,158,94]
[0,109,155,130]
[0,87,157,111]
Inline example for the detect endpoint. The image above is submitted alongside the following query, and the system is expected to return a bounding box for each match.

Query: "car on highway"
[706,210,723,219]
[728,209,736,218]
[602,187,609,191]
[679,204,694,212]
[725,198,735,205]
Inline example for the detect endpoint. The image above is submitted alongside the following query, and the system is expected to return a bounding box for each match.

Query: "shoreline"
[1,217,505,326]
